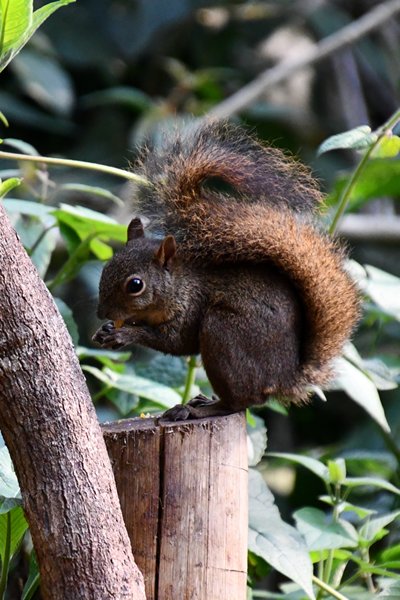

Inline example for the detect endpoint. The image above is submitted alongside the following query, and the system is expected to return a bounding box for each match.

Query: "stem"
[316,554,325,600]
[323,550,335,590]
[312,575,350,600]
[46,234,97,292]
[181,356,197,404]
[28,224,57,256]
[0,512,12,600]
[319,485,343,594]
[208,1,400,120]
[92,385,113,403]
[328,143,375,235]
[360,548,376,594]
[329,107,400,235]
[0,150,150,186]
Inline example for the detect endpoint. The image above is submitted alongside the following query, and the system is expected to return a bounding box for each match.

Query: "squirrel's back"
[132,121,360,402]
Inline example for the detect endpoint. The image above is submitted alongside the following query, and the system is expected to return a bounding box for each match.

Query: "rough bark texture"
[103,413,248,600]
[0,205,146,600]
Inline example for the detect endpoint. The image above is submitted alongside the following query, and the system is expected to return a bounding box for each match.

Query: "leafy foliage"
[0,0,75,73]
[1,2,400,599]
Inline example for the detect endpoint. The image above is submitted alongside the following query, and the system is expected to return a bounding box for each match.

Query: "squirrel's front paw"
[92,322,132,349]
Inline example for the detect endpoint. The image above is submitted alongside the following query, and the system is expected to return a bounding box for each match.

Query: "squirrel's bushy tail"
[134,121,360,400]
[196,204,360,399]
[136,120,323,220]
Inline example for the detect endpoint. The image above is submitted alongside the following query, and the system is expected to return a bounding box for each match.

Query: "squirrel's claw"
[92,321,130,349]
[160,394,233,421]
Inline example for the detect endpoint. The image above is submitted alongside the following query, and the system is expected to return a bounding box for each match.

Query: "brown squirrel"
[93,121,360,420]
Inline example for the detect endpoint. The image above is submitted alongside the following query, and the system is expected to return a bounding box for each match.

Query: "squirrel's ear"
[127,217,145,243]
[155,235,177,269]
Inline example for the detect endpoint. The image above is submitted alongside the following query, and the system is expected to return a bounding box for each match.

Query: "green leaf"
[0,176,21,198]
[21,551,40,600]
[266,452,329,482]
[363,265,400,322]
[58,183,124,206]
[319,497,376,520]
[359,511,400,544]
[344,476,400,496]
[265,398,289,416]
[361,358,399,391]
[29,225,57,278]
[54,298,79,346]
[327,159,400,211]
[247,415,268,467]
[12,49,74,115]
[53,204,127,259]
[0,505,28,561]
[106,388,139,417]
[77,346,131,364]
[0,446,21,514]
[318,126,377,155]
[342,344,398,392]
[0,0,32,55]
[134,353,189,389]
[248,469,315,600]
[328,458,346,484]
[293,507,357,551]
[2,137,39,155]
[374,135,400,159]
[0,111,9,127]
[46,234,94,290]
[0,90,73,133]
[332,357,390,433]
[379,544,400,564]
[309,548,352,564]
[377,580,400,598]
[2,198,56,217]
[82,365,182,408]
[7,214,56,277]
[0,1,75,74]
[82,86,152,111]
[338,585,375,599]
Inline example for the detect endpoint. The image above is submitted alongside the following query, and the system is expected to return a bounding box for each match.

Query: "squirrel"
[93,121,360,421]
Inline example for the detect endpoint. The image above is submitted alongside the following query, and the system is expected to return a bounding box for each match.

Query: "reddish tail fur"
[133,121,360,400]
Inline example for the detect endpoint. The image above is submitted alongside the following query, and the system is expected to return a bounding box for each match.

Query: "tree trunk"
[0,205,146,599]
[103,414,248,600]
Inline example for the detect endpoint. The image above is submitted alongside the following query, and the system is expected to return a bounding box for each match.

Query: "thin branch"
[0,149,149,185]
[329,107,400,235]
[208,0,400,120]
[312,575,350,600]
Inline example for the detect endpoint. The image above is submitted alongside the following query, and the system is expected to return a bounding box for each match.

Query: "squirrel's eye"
[125,276,146,296]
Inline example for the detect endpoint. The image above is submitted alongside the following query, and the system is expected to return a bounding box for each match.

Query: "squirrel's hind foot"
[161,394,236,421]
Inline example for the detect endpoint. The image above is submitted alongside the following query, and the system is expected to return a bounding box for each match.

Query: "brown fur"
[132,121,360,402]
[94,121,361,418]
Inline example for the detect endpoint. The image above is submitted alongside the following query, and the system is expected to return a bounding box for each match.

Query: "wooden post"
[103,413,248,600]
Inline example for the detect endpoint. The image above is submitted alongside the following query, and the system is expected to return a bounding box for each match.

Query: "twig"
[208,0,400,119]
[329,107,400,234]
[312,575,350,600]
[0,149,149,185]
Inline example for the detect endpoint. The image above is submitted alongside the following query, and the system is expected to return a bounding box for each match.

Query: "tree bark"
[0,205,146,599]
[103,414,248,600]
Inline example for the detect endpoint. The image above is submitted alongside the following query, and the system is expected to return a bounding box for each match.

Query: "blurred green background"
[4,0,399,438]
[2,1,400,597]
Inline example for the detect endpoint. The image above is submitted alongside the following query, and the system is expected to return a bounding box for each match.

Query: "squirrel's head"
[96,217,178,326]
